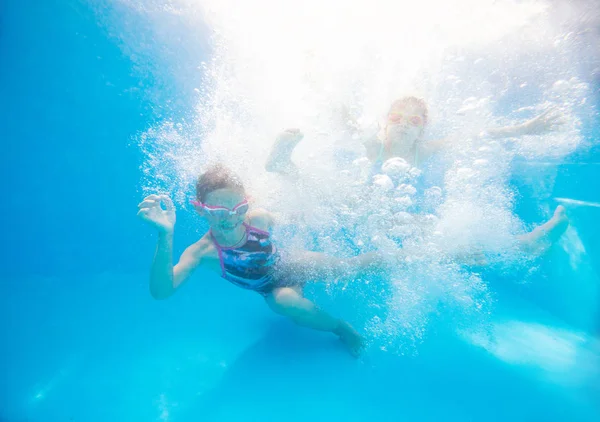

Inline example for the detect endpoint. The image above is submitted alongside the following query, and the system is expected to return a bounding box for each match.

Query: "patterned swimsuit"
[210,223,288,295]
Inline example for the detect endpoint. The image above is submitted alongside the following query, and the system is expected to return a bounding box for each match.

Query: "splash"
[125,0,596,351]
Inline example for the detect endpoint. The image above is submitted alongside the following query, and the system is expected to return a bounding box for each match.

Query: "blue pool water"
[1,1,599,421]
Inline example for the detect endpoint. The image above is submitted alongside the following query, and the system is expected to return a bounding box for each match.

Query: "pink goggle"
[387,112,424,127]
[190,198,250,218]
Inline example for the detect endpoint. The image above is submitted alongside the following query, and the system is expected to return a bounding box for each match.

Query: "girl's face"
[197,188,248,232]
[385,104,425,150]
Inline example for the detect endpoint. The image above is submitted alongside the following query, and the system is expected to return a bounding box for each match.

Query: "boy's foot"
[265,128,303,175]
[334,320,365,357]
[519,205,569,256]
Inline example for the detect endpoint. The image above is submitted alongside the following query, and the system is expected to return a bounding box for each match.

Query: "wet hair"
[388,96,429,126]
[195,164,245,202]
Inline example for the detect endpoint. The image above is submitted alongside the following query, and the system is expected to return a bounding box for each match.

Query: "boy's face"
[385,103,425,149]
[198,188,248,232]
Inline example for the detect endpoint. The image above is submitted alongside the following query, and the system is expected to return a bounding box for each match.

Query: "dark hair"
[388,96,429,126]
[195,164,245,202]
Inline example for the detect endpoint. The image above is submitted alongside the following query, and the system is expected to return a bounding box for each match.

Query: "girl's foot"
[334,320,364,357]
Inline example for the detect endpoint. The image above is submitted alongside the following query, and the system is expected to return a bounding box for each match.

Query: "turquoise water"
[1,1,599,421]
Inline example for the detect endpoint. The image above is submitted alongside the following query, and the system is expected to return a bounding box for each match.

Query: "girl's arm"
[149,234,204,299]
[138,194,205,299]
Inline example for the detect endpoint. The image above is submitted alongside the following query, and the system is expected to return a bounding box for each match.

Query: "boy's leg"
[265,287,364,356]
[455,206,569,266]
[282,251,385,284]
[265,129,303,175]
[518,205,569,255]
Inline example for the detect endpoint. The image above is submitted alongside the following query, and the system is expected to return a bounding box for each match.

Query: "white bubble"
[389,225,417,239]
[419,214,439,225]
[350,157,372,179]
[392,196,413,211]
[456,167,475,180]
[396,183,417,196]
[352,156,371,169]
[382,157,411,180]
[422,188,444,213]
[372,174,395,191]
[394,211,415,225]
[552,79,571,93]
[425,186,443,198]
[366,213,394,236]
[409,167,422,179]
[456,96,490,115]
[477,145,493,155]
[486,141,503,153]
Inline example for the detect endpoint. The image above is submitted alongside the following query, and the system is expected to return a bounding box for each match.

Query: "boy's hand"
[137,194,176,234]
[522,108,567,135]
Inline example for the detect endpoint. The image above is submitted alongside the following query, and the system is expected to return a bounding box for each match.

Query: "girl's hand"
[137,194,176,234]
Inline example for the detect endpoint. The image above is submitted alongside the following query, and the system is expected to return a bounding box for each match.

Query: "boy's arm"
[294,251,391,281]
[418,108,566,160]
[363,135,383,162]
[486,108,565,139]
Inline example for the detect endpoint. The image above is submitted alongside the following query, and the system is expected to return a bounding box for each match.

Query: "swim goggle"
[190,198,250,218]
[387,112,424,126]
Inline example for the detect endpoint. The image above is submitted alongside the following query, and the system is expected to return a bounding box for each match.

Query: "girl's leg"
[265,286,364,356]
